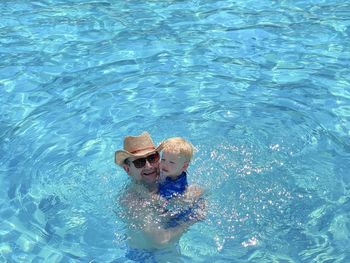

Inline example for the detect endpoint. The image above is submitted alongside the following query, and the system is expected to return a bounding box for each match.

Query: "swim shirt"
[158,171,188,200]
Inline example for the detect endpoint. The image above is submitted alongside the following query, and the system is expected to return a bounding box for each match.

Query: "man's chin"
[142,171,157,182]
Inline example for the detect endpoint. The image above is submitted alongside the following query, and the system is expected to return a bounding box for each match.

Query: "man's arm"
[142,218,192,247]
[119,187,195,248]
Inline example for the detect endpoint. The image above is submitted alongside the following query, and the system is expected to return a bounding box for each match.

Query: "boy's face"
[160,151,187,178]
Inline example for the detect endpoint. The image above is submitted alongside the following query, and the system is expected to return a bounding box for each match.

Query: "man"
[115,132,203,249]
[115,132,201,253]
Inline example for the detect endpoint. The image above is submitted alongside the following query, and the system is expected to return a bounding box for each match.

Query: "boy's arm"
[160,184,207,227]
[167,184,206,210]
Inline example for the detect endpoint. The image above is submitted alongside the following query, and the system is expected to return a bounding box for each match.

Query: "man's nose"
[144,159,152,168]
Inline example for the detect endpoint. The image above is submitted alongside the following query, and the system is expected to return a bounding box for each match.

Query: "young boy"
[158,137,194,200]
[156,137,204,228]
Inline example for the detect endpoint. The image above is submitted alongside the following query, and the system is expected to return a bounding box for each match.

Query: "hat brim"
[115,143,163,166]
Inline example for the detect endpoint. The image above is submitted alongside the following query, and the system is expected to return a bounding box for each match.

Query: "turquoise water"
[1,0,350,262]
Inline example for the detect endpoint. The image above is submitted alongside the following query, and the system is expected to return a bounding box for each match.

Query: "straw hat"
[115,131,162,166]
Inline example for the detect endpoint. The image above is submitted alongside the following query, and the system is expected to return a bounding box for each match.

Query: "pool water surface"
[1,0,350,262]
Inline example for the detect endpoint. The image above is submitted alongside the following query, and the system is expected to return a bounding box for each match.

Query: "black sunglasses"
[128,152,160,169]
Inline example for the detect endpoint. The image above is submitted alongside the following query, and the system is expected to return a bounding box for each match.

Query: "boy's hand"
[185,184,203,200]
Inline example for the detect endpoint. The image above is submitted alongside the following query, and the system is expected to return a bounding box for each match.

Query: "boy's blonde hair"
[161,137,194,162]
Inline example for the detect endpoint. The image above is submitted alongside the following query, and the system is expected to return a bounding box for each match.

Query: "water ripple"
[1,0,350,261]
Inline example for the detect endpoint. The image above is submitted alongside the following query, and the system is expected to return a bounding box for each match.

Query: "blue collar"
[159,171,188,199]
[164,171,186,182]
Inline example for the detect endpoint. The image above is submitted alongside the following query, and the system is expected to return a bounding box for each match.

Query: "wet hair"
[161,137,194,162]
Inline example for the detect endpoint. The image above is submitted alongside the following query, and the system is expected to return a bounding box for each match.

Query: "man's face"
[124,152,160,184]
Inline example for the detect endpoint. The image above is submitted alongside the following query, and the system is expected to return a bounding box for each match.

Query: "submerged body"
[115,132,206,251]
[119,181,204,249]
